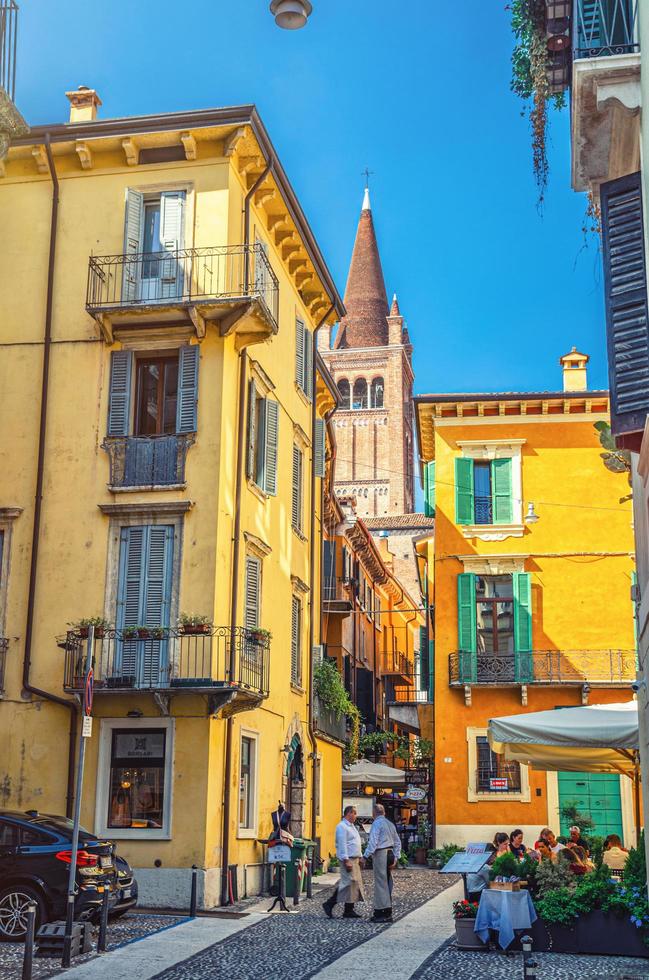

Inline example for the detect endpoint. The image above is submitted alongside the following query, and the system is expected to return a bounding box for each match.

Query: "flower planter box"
[106,675,136,689]
[170,677,214,688]
[454,919,487,950]
[180,624,212,635]
[77,627,106,639]
[525,913,649,957]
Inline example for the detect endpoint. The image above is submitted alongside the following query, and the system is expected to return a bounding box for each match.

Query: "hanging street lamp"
[270,1,313,30]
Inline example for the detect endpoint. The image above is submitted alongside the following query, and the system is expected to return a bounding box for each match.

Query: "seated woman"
[570,844,594,872]
[534,839,555,862]
[602,834,628,871]
[557,845,588,875]
[493,832,511,857]
[509,829,526,859]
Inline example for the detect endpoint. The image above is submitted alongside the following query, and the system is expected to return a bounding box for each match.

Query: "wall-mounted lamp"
[525,502,540,524]
[127,709,143,718]
[270,0,313,29]
[363,785,375,796]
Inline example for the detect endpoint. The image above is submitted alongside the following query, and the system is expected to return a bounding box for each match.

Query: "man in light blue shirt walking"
[364,803,401,922]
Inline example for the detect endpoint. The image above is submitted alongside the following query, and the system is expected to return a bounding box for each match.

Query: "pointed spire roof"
[389,293,400,317]
[334,189,389,349]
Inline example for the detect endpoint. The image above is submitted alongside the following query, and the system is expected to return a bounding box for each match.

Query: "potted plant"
[68,617,110,640]
[247,627,272,645]
[452,899,485,949]
[179,614,213,635]
[149,626,167,640]
[427,848,442,870]
[137,625,153,639]
[122,625,138,640]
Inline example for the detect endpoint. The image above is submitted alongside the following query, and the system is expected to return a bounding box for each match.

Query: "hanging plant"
[314,659,361,762]
[510,0,566,207]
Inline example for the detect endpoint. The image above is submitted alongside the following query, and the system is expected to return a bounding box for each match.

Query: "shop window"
[238,733,258,835]
[107,728,166,830]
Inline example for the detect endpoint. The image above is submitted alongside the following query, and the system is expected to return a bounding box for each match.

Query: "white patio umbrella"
[488,700,641,843]
[341,760,406,786]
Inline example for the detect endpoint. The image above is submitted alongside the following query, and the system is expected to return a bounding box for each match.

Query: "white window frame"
[466,725,530,804]
[237,728,260,838]
[95,717,175,840]
[0,508,21,638]
[456,439,525,541]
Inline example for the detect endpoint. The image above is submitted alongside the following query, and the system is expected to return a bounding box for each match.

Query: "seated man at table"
[540,828,565,855]
[566,825,590,855]
[602,834,629,871]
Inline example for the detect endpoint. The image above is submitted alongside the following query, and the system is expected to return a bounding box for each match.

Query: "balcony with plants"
[60,615,270,717]
[313,657,358,750]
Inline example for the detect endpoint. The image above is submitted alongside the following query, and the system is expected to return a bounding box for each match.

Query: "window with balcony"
[123,189,185,304]
[457,572,532,684]
[456,458,512,525]
[104,346,198,488]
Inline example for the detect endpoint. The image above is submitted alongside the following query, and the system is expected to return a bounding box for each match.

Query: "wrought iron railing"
[86,244,279,330]
[314,694,348,743]
[102,434,195,488]
[476,766,522,794]
[449,650,637,685]
[382,650,412,677]
[0,2,17,102]
[62,626,270,696]
[574,0,639,58]
[0,637,8,694]
[384,677,430,705]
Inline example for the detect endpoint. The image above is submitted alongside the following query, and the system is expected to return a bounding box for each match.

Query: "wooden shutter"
[323,539,336,600]
[491,458,513,524]
[264,399,279,495]
[291,595,301,685]
[160,191,184,299]
[176,345,199,434]
[513,571,533,683]
[600,172,649,439]
[292,444,302,532]
[107,350,133,437]
[424,461,435,517]
[122,189,144,301]
[244,556,261,630]
[457,572,477,683]
[247,380,257,482]
[304,327,313,401]
[455,457,474,525]
[314,417,326,478]
[295,318,305,388]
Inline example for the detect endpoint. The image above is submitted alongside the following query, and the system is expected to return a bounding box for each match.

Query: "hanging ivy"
[510,0,566,207]
[314,658,361,762]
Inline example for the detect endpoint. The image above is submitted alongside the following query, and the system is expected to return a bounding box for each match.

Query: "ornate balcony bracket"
[520,684,528,707]
[153,692,171,716]
[464,684,472,708]
[0,87,28,162]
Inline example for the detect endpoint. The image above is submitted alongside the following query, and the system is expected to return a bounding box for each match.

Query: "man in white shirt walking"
[364,803,401,922]
[323,805,365,919]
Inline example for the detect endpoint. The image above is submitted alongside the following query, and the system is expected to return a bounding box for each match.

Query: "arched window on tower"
[370,377,384,409]
[338,378,350,410]
[352,378,368,410]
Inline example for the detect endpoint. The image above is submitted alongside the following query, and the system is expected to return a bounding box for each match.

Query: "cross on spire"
[361,167,374,188]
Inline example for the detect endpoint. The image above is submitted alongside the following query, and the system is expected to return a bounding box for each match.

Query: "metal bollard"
[521,934,532,963]
[97,886,110,953]
[523,955,538,980]
[293,859,301,906]
[21,904,36,980]
[190,864,198,917]
[305,857,313,899]
[279,862,286,906]
[61,894,75,968]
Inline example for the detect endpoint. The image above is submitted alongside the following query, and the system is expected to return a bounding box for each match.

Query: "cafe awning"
[342,760,406,786]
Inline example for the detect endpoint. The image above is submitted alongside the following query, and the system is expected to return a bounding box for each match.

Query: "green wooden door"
[558,772,623,839]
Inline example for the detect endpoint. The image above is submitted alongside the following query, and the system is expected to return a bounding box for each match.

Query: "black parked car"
[0,810,135,941]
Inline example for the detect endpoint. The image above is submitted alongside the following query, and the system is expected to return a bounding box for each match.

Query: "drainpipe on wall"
[308,307,334,843]
[21,133,78,818]
[220,163,271,907]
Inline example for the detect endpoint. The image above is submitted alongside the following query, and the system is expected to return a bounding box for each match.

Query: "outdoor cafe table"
[474,888,537,950]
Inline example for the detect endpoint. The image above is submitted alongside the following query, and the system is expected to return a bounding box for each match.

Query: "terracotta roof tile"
[363,513,435,531]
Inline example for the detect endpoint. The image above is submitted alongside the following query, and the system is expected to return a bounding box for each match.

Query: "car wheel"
[0,885,46,942]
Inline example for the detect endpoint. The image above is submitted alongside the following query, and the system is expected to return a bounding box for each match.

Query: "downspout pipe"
[21,133,78,818]
[221,163,271,907]
[308,305,335,843]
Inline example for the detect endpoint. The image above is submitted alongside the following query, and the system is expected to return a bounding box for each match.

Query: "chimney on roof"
[65,86,102,123]
[559,347,589,392]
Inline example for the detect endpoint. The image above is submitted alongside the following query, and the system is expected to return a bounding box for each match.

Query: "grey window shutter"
[160,191,185,299]
[292,445,302,531]
[247,380,257,481]
[176,345,199,433]
[314,417,326,478]
[122,189,144,301]
[244,556,261,630]
[295,318,305,389]
[264,399,279,495]
[304,327,313,401]
[291,596,301,685]
[141,525,174,686]
[600,172,649,439]
[107,350,133,436]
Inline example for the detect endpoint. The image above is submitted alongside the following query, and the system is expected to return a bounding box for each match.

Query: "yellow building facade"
[0,88,345,907]
[415,351,637,848]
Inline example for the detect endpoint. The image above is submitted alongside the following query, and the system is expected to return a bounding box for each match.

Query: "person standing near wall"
[322,805,365,919]
[363,803,401,923]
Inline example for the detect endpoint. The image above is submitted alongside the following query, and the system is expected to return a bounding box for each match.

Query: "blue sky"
[18,0,607,393]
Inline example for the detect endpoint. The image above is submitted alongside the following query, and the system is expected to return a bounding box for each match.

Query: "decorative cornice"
[244,531,272,559]
[291,574,309,596]
[98,501,192,517]
[0,507,23,521]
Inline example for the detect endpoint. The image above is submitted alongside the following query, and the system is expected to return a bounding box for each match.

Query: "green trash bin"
[285,838,316,897]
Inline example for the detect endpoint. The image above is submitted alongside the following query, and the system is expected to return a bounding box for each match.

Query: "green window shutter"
[295,318,305,389]
[314,418,326,478]
[263,399,279,495]
[455,458,474,525]
[513,571,533,683]
[419,625,429,694]
[176,345,199,434]
[491,458,513,524]
[122,188,144,301]
[424,461,436,517]
[304,327,314,401]
[247,380,257,482]
[107,350,133,437]
[159,191,185,298]
[457,572,477,683]
[244,556,261,630]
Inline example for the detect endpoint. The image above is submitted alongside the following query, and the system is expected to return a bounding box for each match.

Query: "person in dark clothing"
[509,829,527,859]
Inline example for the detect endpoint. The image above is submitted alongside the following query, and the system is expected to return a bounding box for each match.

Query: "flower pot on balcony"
[107,675,136,689]
[171,677,213,688]
[137,628,152,639]
[454,918,486,950]
[180,624,211,635]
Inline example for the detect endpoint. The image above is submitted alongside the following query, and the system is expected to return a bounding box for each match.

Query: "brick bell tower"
[319,188,415,518]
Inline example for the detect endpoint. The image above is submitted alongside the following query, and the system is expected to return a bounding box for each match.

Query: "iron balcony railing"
[86,244,279,330]
[314,694,348,743]
[102,434,195,489]
[0,2,17,102]
[0,637,8,694]
[573,0,639,59]
[384,676,430,705]
[62,626,270,696]
[449,650,637,686]
[476,767,522,794]
[382,650,412,678]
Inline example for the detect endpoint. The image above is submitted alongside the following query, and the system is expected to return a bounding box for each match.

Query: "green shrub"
[536,886,580,926]
[587,835,605,868]
[623,831,647,892]
[489,852,523,881]
[535,856,575,897]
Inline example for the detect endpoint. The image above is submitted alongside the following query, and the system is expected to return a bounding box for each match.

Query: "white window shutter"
[122,189,144,301]
[160,191,185,298]
[247,380,257,481]
[314,418,326,478]
[264,399,279,496]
